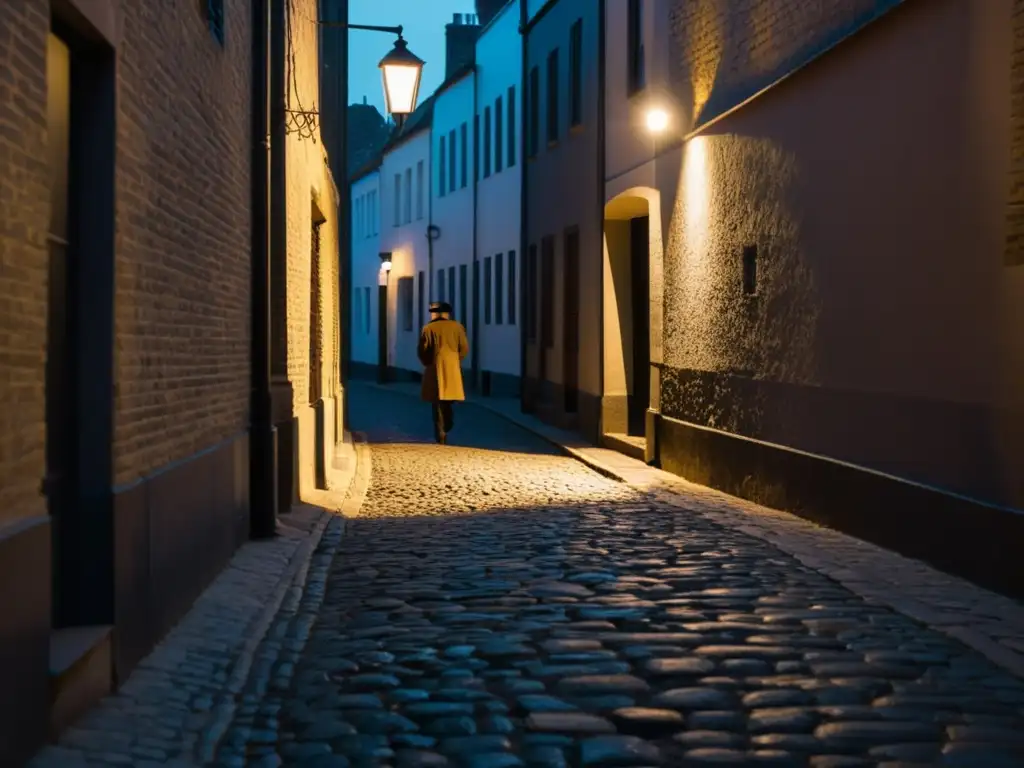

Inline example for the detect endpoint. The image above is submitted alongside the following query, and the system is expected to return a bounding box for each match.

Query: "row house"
[351,4,522,394]
[0,0,345,761]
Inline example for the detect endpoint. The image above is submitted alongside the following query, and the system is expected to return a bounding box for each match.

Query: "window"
[528,66,540,156]
[404,168,412,223]
[570,19,583,126]
[207,0,225,45]
[494,96,504,173]
[372,191,378,234]
[484,256,493,324]
[439,136,446,196]
[742,245,758,295]
[437,269,445,301]
[527,244,537,341]
[354,288,362,333]
[418,270,425,327]
[546,49,559,144]
[398,276,414,332]
[495,251,504,325]
[507,86,516,167]
[483,106,492,177]
[353,197,361,239]
[541,236,554,348]
[448,128,457,193]
[416,161,424,219]
[459,264,468,326]
[393,173,401,226]
[364,287,371,332]
[460,122,468,188]
[448,266,456,318]
[473,115,480,180]
[627,0,645,93]
[508,250,517,325]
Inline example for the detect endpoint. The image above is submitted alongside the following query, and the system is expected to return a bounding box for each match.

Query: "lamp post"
[377,252,392,384]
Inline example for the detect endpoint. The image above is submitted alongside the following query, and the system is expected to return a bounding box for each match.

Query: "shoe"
[437,434,446,445]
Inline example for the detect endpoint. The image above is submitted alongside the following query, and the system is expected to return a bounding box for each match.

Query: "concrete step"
[601,432,646,462]
[49,625,113,739]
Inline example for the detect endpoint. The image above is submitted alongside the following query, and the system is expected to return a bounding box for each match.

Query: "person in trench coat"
[417,301,469,444]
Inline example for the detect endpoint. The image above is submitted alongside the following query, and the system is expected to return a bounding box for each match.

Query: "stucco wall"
[351,171,381,367]
[380,129,432,375]
[476,0,523,381]
[658,0,1022,507]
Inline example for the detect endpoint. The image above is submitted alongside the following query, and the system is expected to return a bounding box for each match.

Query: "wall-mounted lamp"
[645,107,669,134]
[379,251,393,272]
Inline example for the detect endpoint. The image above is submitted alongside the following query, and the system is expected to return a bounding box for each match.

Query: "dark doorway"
[563,229,580,413]
[539,236,554,396]
[628,215,650,437]
[377,280,388,383]
[309,219,325,489]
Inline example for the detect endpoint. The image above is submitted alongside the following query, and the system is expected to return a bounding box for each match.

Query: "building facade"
[0,0,343,761]
[603,0,1024,594]
[522,0,605,440]
[350,165,382,373]
[475,0,523,397]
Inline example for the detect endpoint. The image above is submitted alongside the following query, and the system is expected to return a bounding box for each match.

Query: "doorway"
[628,216,650,436]
[563,228,580,413]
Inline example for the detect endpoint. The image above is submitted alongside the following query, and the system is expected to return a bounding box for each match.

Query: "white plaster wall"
[379,129,432,375]
[475,0,522,378]
[350,170,380,367]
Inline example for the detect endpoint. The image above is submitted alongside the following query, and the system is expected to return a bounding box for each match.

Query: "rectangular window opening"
[528,67,540,157]
[459,264,468,326]
[494,251,504,325]
[417,270,425,328]
[207,0,225,45]
[742,244,758,295]
[507,86,517,167]
[448,128,457,193]
[416,160,424,219]
[508,250,517,325]
[527,244,537,341]
[495,96,504,173]
[437,269,445,302]
[439,136,447,197]
[570,19,583,126]
[484,256,493,324]
[460,122,468,188]
[404,168,412,223]
[393,173,401,226]
[546,49,559,144]
[483,106,492,177]
[448,266,456,318]
[627,0,645,93]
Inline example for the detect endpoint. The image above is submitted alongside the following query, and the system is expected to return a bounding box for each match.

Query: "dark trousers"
[432,400,454,440]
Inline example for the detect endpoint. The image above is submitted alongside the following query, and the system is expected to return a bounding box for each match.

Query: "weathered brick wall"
[668,0,904,125]
[1008,0,1024,266]
[284,0,341,414]
[113,1,253,484]
[0,0,49,527]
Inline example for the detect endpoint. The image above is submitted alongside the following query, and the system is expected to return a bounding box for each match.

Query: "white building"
[378,105,433,378]
[350,164,381,373]
[430,65,476,379]
[474,0,522,396]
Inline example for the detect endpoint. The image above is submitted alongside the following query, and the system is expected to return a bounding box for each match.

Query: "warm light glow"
[380,258,392,272]
[379,37,424,117]
[646,108,669,134]
[683,137,710,258]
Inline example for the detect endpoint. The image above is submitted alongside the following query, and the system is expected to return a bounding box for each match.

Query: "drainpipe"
[596,0,606,440]
[250,0,277,538]
[517,2,528,410]
[471,71,480,390]
[336,0,351,433]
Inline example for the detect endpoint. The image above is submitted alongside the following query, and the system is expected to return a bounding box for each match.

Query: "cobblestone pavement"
[216,385,1024,768]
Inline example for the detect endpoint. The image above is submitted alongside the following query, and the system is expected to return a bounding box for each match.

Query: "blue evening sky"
[348,0,477,115]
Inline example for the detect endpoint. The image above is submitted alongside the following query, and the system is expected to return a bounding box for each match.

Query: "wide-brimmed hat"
[429,301,452,314]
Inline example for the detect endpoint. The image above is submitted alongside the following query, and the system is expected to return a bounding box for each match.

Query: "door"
[629,216,650,436]
[539,236,554,394]
[563,229,580,413]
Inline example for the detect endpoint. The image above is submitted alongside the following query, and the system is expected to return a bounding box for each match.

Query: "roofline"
[350,160,381,184]
[476,0,517,41]
[433,63,476,100]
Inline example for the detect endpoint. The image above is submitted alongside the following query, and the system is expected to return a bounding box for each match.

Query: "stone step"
[601,432,645,462]
[49,625,112,739]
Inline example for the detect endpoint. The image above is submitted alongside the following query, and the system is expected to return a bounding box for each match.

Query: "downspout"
[337,0,351,432]
[596,0,606,440]
[250,0,277,538]
[517,1,528,411]
[428,129,434,304]
[471,70,480,390]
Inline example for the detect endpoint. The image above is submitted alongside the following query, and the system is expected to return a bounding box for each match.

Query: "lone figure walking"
[417,301,469,444]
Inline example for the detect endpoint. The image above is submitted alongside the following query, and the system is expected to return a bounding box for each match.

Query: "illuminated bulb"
[646,108,669,133]
[381,259,392,272]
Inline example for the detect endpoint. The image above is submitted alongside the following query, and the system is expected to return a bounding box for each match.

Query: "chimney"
[474,0,506,28]
[445,12,481,79]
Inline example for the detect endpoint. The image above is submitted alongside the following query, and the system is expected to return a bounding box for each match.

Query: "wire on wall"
[283,0,320,141]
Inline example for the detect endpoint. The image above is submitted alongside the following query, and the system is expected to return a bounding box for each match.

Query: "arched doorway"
[602,187,662,462]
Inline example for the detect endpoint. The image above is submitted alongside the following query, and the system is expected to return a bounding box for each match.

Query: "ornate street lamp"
[320,21,425,128]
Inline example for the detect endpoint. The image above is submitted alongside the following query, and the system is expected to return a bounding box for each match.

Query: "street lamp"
[320,21,425,128]
[645,107,669,134]
[377,252,393,384]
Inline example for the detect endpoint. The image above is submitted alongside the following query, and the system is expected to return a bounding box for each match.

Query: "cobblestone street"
[212,385,1024,768]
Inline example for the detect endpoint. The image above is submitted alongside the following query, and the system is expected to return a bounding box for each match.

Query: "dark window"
[437,269,445,301]
[507,86,516,167]
[528,66,540,156]
[417,270,425,327]
[438,136,446,196]
[207,0,225,45]
[742,245,758,295]
[398,276,414,332]
[483,106,492,177]
[570,19,583,126]
[494,96,503,173]
[495,252,504,325]
[448,266,456,317]
[448,128,457,192]
[541,236,554,348]
[484,256,493,324]
[627,0,645,93]
[460,122,468,188]
[527,244,537,341]
[459,264,468,326]
[508,251,517,325]
[473,114,480,180]
[546,49,559,144]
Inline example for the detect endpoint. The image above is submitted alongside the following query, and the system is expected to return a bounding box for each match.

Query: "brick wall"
[0,0,49,528]
[668,0,904,125]
[1009,0,1024,266]
[113,0,253,484]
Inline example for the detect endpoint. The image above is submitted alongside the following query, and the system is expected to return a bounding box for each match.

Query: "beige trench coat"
[417,318,469,402]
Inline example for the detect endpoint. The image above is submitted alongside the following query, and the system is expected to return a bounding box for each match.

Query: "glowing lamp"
[379,37,424,119]
[645,107,669,134]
